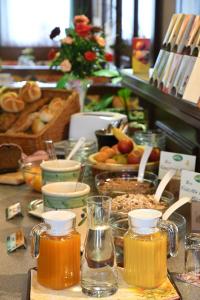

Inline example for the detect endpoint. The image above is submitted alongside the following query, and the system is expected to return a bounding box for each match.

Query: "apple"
[127,150,142,164]
[149,148,160,162]
[117,139,134,154]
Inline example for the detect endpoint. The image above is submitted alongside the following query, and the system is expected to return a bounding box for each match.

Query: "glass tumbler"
[185,233,200,276]
[134,129,166,150]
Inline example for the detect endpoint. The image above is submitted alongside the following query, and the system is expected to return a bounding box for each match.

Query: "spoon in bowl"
[154,169,176,203]
[162,196,191,220]
[137,145,153,182]
[66,137,86,160]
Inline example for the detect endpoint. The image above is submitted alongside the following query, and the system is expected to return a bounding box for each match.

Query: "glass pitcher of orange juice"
[30,210,80,290]
[124,209,178,289]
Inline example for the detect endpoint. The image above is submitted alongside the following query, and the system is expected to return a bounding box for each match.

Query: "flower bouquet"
[49,15,114,88]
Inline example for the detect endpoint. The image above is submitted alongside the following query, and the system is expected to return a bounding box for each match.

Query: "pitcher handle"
[30,223,50,258]
[158,220,178,257]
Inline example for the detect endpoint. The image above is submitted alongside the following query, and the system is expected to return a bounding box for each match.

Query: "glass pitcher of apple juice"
[124,209,178,289]
[30,210,80,290]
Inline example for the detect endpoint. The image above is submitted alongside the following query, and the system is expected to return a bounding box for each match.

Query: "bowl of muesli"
[95,170,158,196]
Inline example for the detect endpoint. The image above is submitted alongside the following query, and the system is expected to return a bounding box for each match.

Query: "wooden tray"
[26,268,182,300]
[0,89,80,154]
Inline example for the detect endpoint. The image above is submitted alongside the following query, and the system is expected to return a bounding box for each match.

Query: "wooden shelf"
[121,69,200,130]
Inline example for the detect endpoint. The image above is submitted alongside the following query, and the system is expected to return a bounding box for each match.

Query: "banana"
[112,127,131,141]
[112,127,138,148]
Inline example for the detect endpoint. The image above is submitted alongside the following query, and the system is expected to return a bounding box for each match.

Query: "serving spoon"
[66,137,86,160]
[137,145,153,182]
[154,169,176,203]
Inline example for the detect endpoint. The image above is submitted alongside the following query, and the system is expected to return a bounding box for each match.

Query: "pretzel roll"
[19,81,42,103]
[0,92,25,112]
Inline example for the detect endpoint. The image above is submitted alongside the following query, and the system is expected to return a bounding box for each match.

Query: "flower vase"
[67,79,92,111]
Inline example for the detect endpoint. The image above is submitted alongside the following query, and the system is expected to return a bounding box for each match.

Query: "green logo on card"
[194,175,200,183]
[173,154,183,161]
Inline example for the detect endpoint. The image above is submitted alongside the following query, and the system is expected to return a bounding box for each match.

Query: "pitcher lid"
[128,209,162,228]
[42,210,75,236]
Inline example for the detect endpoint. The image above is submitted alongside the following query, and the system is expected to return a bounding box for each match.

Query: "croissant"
[19,82,42,103]
[0,92,25,113]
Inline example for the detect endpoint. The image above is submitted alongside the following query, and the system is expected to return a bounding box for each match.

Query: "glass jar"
[65,139,97,163]
[124,209,178,289]
[30,210,80,290]
[134,129,166,150]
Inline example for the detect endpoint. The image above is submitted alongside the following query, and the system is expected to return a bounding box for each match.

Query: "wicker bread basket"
[0,88,80,154]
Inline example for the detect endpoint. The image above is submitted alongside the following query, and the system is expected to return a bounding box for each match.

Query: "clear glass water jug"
[81,195,118,297]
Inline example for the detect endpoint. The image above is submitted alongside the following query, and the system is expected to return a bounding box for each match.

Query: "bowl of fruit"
[89,128,160,173]
[21,160,43,192]
[20,151,49,192]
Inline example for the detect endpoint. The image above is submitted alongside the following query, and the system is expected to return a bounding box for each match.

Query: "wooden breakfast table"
[0,182,199,300]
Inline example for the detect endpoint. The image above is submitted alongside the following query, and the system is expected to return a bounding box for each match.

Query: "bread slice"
[0,143,22,173]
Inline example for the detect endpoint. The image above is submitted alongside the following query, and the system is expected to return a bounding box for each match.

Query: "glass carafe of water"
[81,195,118,297]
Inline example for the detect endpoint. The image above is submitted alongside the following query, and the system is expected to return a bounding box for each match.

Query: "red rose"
[47,48,57,60]
[75,23,91,37]
[105,52,113,62]
[84,51,97,61]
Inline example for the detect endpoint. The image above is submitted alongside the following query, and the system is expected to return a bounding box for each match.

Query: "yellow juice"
[37,231,80,290]
[124,230,167,289]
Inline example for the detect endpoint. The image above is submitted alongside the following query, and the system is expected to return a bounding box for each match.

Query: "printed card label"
[179,170,200,200]
[5,202,23,220]
[6,229,26,253]
[158,151,196,179]
[180,170,200,232]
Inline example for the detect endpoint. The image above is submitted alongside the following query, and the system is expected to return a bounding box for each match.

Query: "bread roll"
[0,92,25,112]
[49,97,65,113]
[39,105,54,123]
[19,81,41,103]
[32,117,46,134]
[8,112,39,133]
[0,113,17,132]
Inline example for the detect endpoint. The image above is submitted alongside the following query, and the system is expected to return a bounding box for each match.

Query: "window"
[122,0,134,40]
[0,0,71,47]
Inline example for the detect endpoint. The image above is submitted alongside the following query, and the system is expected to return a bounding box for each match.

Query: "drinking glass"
[185,233,200,276]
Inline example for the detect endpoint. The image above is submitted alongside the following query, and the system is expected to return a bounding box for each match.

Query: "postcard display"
[150,14,200,104]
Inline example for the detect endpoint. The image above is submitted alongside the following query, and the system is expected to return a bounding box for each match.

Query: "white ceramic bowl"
[40,159,81,185]
[42,181,90,210]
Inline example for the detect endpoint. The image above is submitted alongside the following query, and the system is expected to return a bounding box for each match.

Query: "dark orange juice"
[37,231,80,290]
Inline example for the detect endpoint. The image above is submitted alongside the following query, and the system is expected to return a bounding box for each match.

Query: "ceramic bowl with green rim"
[40,159,81,185]
[42,181,90,210]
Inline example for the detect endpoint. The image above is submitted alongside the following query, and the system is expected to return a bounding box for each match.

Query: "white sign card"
[179,170,200,200]
[158,151,196,179]
[183,57,200,104]
[180,170,200,232]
